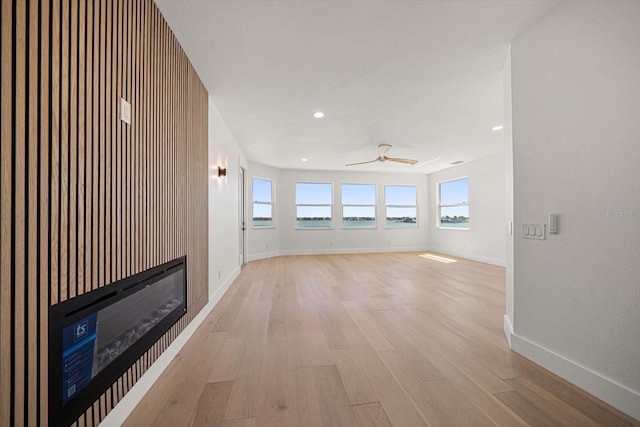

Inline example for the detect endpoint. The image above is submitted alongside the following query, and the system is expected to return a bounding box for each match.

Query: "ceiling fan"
[346,144,418,167]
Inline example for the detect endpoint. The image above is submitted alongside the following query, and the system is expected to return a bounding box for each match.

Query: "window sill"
[340,226,377,230]
[295,227,334,230]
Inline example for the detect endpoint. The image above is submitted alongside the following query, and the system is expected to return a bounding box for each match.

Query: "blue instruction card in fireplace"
[62,313,98,405]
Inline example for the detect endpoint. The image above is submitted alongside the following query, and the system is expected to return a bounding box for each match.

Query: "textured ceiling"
[156,0,558,174]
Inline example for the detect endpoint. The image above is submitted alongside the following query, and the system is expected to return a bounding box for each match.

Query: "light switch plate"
[121,98,131,125]
[522,224,545,240]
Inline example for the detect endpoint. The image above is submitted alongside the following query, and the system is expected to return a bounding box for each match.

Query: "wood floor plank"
[512,353,640,427]
[125,253,638,427]
[255,337,289,426]
[123,330,229,427]
[286,328,335,369]
[504,376,603,427]
[352,401,393,427]
[207,338,244,382]
[378,349,450,426]
[341,301,394,352]
[333,349,379,406]
[223,334,267,420]
[187,381,233,427]
[220,418,256,427]
[348,343,428,426]
[495,390,562,426]
[447,373,528,426]
[423,378,498,426]
[312,364,358,427]
[288,367,323,427]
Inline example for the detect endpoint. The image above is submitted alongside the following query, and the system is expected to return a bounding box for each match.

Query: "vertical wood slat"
[39,0,51,423]
[77,0,85,299]
[60,0,68,303]
[1,0,209,424]
[84,0,93,298]
[14,0,27,425]
[125,0,132,278]
[110,0,117,283]
[116,0,123,283]
[50,0,61,311]
[97,0,105,290]
[104,0,112,288]
[91,0,99,293]
[69,0,77,301]
[27,0,39,424]
[0,0,13,425]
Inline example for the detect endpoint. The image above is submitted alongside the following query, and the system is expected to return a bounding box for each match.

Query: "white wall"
[247,165,429,259]
[511,1,640,419]
[208,98,248,299]
[504,48,515,340]
[427,153,506,267]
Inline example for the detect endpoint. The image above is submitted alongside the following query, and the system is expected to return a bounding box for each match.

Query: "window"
[384,185,417,227]
[438,177,469,229]
[295,182,332,228]
[252,178,273,227]
[341,184,376,228]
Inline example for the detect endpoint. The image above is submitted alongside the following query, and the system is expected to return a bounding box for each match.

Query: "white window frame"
[437,176,469,230]
[252,177,274,228]
[295,182,333,229]
[384,185,418,228]
[341,183,377,229]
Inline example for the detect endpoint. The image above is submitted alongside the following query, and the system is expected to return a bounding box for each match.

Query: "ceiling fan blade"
[386,157,418,165]
[345,158,380,166]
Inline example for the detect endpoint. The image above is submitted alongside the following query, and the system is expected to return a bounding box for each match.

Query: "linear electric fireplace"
[49,256,187,426]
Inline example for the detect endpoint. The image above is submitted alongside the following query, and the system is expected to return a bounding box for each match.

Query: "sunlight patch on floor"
[419,253,458,263]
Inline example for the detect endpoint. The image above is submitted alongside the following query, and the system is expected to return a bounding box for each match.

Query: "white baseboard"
[511,333,640,421]
[503,314,513,348]
[209,266,241,301]
[99,272,237,426]
[247,250,280,262]
[278,246,429,257]
[428,247,506,267]
[247,247,430,261]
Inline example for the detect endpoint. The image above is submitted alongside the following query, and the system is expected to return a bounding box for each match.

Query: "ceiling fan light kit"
[346,144,418,167]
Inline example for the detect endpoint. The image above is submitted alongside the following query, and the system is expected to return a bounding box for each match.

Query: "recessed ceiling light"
[313,112,324,119]
[301,158,308,162]
[492,125,504,131]
[451,160,464,165]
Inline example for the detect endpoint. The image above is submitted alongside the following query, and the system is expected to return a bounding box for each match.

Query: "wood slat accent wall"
[0,0,209,425]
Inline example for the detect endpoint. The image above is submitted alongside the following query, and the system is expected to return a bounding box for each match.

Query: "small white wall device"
[548,213,558,234]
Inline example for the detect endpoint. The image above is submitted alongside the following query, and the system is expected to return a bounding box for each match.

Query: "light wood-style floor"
[125,253,639,426]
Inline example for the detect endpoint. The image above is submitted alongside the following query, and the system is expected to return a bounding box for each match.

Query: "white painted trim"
[503,314,513,348]
[278,246,429,257]
[100,272,237,426]
[247,250,280,262]
[428,246,506,267]
[209,266,241,301]
[248,247,430,261]
[511,333,640,421]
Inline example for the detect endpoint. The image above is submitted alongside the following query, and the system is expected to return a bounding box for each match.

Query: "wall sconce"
[217,166,227,178]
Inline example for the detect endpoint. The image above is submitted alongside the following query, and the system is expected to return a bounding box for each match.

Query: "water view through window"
[439,177,469,228]
[342,184,376,227]
[385,185,417,227]
[252,178,273,227]
[296,182,333,227]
